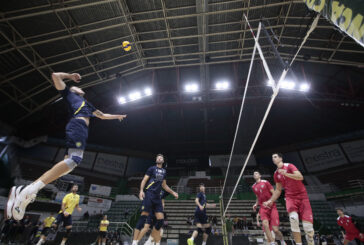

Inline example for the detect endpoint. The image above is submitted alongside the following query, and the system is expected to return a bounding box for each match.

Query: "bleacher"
[311,201,340,233]
[78,201,141,231]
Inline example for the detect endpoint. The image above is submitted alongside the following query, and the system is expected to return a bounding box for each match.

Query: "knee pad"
[155,219,164,230]
[136,215,148,230]
[65,228,72,238]
[197,228,204,235]
[289,212,300,233]
[205,227,212,235]
[64,149,84,169]
[303,222,314,245]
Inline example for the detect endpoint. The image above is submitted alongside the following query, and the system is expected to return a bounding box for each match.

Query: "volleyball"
[122,41,131,51]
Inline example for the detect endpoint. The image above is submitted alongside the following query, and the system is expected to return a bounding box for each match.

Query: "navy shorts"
[41,227,51,236]
[65,118,88,150]
[142,193,163,214]
[194,211,208,224]
[55,213,72,227]
[146,213,157,228]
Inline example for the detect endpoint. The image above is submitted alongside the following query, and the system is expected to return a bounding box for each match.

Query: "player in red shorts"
[263,153,314,245]
[252,171,285,245]
[336,208,364,245]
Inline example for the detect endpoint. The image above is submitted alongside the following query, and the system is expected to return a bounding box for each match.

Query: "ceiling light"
[118,97,126,104]
[129,91,141,100]
[185,83,199,93]
[280,80,295,90]
[215,81,230,90]
[144,87,153,96]
[299,83,310,92]
[267,79,275,87]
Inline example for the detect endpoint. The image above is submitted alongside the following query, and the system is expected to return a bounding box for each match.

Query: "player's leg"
[10,149,83,220]
[260,207,275,244]
[188,212,201,245]
[61,225,72,245]
[8,120,87,220]
[285,198,302,244]
[133,211,149,245]
[343,239,351,245]
[301,198,314,245]
[262,220,275,244]
[102,232,107,245]
[202,223,212,245]
[150,212,164,244]
[36,234,46,245]
[138,223,151,242]
[270,206,285,245]
[37,227,51,245]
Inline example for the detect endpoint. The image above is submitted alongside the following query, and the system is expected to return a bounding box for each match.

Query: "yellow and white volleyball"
[122,41,131,51]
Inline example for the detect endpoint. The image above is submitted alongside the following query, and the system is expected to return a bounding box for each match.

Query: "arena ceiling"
[1,0,364,156]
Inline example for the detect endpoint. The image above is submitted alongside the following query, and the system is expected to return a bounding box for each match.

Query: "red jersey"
[252,180,274,206]
[274,163,308,199]
[337,215,359,234]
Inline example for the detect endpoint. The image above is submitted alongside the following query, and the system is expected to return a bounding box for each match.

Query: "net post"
[219,197,229,245]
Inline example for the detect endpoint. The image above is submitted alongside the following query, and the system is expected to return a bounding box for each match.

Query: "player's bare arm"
[93,110,127,121]
[206,203,216,208]
[162,180,178,199]
[139,175,150,200]
[76,203,82,212]
[253,195,258,211]
[264,182,282,207]
[278,169,304,180]
[195,198,203,211]
[52,72,81,90]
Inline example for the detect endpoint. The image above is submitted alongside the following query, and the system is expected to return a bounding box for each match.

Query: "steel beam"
[160,0,176,65]
[116,0,145,68]
[0,0,120,22]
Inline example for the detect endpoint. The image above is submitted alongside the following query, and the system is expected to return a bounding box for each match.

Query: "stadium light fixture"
[215,81,230,90]
[185,83,199,93]
[118,97,126,104]
[299,83,310,92]
[144,87,153,96]
[280,80,296,90]
[267,79,275,87]
[129,91,142,101]
[266,79,310,93]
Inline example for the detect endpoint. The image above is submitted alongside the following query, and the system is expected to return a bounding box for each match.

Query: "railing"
[72,221,133,235]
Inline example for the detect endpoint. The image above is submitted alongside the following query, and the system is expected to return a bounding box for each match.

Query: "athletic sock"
[280,240,285,245]
[270,242,275,245]
[24,180,45,195]
[156,243,160,245]
[202,242,207,245]
[36,238,44,245]
[60,240,66,245]
[132,240,139,245]
[296,243,302,245]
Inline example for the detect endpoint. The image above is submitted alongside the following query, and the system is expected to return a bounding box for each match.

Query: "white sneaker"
[5,186,17,219]
[12,186,36,220]
[144,240,152,245]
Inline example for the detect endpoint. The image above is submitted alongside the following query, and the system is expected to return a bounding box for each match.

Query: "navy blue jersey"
[145,166,167,196]
[160,190,169,200]
[195,192,207,213]
[60,86,96,118]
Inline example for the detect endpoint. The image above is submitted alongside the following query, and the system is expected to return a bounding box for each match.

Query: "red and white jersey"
[252,180,274,206]
[337,215,359,234]
[274,163,308,199]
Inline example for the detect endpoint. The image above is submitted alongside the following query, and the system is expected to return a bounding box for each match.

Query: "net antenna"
[221,13,321,217]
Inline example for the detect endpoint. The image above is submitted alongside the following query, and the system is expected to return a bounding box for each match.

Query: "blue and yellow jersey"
[60,193,80,215]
